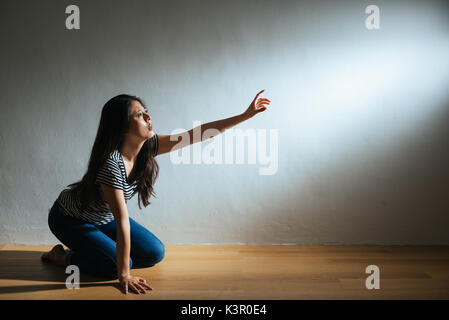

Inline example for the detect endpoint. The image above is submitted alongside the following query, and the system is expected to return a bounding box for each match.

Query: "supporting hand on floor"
[119,274,153,294]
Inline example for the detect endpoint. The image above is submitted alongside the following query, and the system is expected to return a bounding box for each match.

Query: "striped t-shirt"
[56,134,158,225]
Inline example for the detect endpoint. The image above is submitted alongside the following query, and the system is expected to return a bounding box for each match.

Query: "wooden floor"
[0,244,448,300]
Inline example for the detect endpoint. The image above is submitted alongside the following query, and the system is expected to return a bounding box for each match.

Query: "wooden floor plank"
[0,245,448,299]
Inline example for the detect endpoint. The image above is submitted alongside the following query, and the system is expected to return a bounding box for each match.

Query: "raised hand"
[243,89,271,118]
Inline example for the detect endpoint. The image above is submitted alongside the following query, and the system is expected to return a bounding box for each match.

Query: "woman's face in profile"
[126,99,154,140]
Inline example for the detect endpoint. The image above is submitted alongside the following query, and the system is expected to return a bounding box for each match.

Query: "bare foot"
[41,244,68,266]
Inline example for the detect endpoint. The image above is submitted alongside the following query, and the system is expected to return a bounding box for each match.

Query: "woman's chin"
[148,131,155,139]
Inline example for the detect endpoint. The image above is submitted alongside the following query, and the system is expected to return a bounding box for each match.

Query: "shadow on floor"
[0,282,122,295]
[0,250,123,295]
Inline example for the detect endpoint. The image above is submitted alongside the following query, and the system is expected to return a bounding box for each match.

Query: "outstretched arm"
[156,89,271,155]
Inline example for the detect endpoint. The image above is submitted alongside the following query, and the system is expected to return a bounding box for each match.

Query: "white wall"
[1,0,449,245]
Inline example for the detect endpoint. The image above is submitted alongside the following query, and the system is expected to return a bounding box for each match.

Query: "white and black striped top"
[56,134,158,225]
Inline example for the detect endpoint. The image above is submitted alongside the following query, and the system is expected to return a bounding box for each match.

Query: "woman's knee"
[147,240,165,264]
[134,241,165,267]
[153,241,165,264]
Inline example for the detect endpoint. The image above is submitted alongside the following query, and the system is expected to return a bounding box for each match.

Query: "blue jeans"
[47,200,165,280]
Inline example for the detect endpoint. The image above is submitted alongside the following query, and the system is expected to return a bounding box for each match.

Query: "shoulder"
[108,149,121,162]
[101,150,122,172]
[96,150,125,188]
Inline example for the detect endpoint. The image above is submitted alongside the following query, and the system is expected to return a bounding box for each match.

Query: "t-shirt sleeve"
[95,158,124,190]
[151,133,159,157]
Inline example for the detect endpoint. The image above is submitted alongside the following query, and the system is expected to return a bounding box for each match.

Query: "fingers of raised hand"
[257,98,271,105]
[256,98,271,109]
[253,89,265,102]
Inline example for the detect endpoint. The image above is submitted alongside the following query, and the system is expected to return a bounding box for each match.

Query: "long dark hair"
[67,94,159,210]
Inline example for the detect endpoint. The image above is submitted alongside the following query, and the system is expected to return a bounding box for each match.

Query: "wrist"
[119,272,130,280]
[241,111,252,121]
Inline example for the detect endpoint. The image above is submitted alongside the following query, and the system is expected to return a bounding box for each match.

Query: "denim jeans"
[47,200,165,280]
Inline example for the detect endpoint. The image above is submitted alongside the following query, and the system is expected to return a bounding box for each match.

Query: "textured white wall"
[1,0,449,245]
